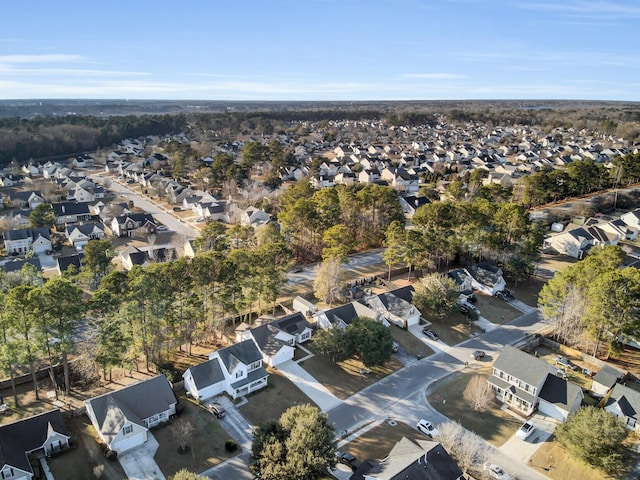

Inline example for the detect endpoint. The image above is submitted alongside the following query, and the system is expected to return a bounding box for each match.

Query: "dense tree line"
[277,182,404,262]
[384,199,543,282]
[0,224,292,395]
[538,246,640,358]
[0,114,186,166]
[521,155,640,208]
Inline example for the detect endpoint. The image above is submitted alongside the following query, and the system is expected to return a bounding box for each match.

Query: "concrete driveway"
[278,359,343,411]
[499,413,558,464]
[118,433,165,480]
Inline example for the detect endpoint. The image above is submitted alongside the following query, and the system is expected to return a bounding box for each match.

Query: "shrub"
[225,440,238,452]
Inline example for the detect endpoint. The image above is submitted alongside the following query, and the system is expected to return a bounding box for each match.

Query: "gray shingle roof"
[187,358,225,389]
[216,339,262,371]
[272,312,311,336]
[492,346,551,389]
[539,374,583,412]
[85,375,175,444]
[607,383,640,420]
[593,365,625,391]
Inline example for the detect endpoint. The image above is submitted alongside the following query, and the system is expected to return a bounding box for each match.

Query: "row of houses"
[544,208,640,259]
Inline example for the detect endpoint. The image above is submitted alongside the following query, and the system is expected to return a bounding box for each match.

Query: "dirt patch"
[300,346,403,400]
[48,416,127,480]
[427,366,521,447]
[239,369,317,425]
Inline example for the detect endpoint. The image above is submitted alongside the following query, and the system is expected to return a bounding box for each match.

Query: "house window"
[123,424,133,435]
[249,361,261,371]
[1,468,15,480]
[236,370,243,378]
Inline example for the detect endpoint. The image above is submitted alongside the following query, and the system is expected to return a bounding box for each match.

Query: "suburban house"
[364,286,420,328]
[119,245,177,270]
[65,223,105,250]
[464,264,506,296]
[52,202,91,225]
[0,409,70,480]
[447,263,506,296]
[355,436,463,480]
[315,301,383,330]
[9,191,44,209]
[487,346,583,421]
[592,364,626,397]
[182,339,269,401]
[3,228,51,255]
[236,313,313,367]
[110,213,157,237]
[240,206,271,228]
[84,375,177,454]
[398,195,430,216]
[56,253,84,276]
[604,383,640,432]
[0,257,42,276]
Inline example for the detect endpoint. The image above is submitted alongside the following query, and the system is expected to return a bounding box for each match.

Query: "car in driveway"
[421,328,439,341]
[336,451,361,471]
[554,355,578,370]
[416,419,438,437]
[483,463,513,480]
[207,402,226,418]
[471,350,485,360]
[516,421,535,439]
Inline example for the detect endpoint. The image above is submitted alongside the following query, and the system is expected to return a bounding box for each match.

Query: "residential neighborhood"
[1,107,640,480]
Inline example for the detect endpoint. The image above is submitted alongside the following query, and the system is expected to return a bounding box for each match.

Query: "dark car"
[208,403,226,418]
[336,451,361,471]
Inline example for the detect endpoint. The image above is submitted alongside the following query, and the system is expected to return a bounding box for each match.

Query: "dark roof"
[52,201,91,216]
[0,409,68,474]
[539,374,583,412]
[466,264,503,288]
[186,358,225,390]
[322,301,374,327]
[0,257,41,273]
[85,375,175,444]
[361,437,463,480]
[3,228,50,242]
[57,253,85,273]
[114,213,156,226]
[593,365,625,390]
[607,384,640,420]
[386,285,415,304]
[216,339,263,372]
[272,312,311,336]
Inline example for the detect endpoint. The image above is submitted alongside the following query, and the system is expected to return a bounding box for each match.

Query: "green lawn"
[239,369,317,425]
[301,344,403,400]
[427,367,521,446]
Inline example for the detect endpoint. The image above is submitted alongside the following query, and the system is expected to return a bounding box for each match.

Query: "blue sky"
[1,0,639,101]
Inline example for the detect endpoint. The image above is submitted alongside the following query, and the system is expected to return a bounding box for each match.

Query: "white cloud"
[0,54,86,64]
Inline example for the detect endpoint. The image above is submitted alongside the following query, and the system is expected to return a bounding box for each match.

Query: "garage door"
[538,400,566,422]
[114,431,146,453]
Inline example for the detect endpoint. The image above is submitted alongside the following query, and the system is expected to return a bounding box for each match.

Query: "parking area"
[498,413,558,464]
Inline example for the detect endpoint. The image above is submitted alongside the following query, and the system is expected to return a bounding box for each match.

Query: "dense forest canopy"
[1,100,639,167]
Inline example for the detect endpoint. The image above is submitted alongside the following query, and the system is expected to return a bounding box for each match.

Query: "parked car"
[502,289,515,300]
[208,403,226,418]
[516,421,535,439]
[460,301,480,314]
[336,451,361,471]
[172,207,182,212]
[391,341,399,353]
[471,350,485,360]
[484,463,513,480]
[466,293,477,303]
[495,291,509,302]
[554,355,578,370]
[416,419,439,437]
[421,328,439,341]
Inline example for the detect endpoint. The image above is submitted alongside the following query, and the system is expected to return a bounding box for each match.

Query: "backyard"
[389,325,434,358]
[421,311,484,346]
[239,369,317,425]
[427,366,521,447]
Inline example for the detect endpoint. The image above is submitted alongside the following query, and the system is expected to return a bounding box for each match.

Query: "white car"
[516,421,535,439]
[416,419,438,437]
[483,463,513,480]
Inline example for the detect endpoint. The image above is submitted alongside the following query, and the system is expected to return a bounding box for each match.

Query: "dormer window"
[122,424,133,435]
[249,361,261,371]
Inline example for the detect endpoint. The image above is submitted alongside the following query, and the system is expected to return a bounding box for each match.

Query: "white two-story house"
[182,339,269,401]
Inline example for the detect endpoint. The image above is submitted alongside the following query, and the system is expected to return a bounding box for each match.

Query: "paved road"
[286,250,384,285]
[90,174,200,238]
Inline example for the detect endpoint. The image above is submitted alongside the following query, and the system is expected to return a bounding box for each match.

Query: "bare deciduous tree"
[172,419,195,453]
[463,375,495,412]
[436,421,488,474]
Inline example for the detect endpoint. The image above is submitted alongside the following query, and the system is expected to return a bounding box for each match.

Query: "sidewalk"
[277,360,343,411]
